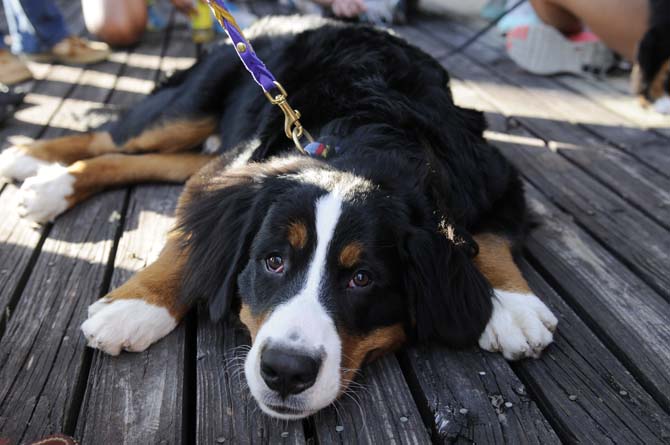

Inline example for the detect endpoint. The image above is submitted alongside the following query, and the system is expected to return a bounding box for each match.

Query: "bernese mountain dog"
[0,16,557,419]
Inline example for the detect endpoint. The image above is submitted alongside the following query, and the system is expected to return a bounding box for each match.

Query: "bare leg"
[529,0,649,61]
[82,0,148,47]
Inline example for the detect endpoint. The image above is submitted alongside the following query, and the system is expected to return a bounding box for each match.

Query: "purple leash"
[205,0,335,157]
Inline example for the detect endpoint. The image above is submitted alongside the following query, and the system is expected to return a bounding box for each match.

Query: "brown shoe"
[24,36,110,64]
[0,49,33,85]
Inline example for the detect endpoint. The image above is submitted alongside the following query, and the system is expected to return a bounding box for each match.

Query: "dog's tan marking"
[339,324,406,391]
[13,132,118,165]
[65,152,215,207]
[339,242,363,268]
[123,118,217,153]
[287,221,308,250]
[99,237,189,319]
[473,233,530,294]
[239,304,269,342]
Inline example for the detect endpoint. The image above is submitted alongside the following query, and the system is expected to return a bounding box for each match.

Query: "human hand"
[331,0,367,17]
[171,0,196,15]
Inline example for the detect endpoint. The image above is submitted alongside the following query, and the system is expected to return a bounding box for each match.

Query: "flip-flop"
[506,23,615,75]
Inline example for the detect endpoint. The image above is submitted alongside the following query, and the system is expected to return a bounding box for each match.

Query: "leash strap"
[207,0,276,91]
[206,0,332,156]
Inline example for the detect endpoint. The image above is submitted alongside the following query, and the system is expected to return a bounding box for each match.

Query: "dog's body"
[0,16,557,419]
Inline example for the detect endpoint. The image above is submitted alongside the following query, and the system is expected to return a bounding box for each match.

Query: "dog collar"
[304,141,341,159]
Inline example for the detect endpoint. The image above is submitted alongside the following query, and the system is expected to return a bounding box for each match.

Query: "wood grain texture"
[522,183,670,412]
[400,346,558,444]
[313,354,430,444]
[0,188,125,443]
[0,186,44,333]
[516,258,670,444]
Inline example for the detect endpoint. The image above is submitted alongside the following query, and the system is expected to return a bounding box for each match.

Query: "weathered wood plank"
[313,354,430,444]
[0,187,44,335]
[196,313,307,444]
[516,255,670,443]
[400,345,558,444]
[0,187,125,443]
[76,184,186,445]
[557,74,670,140]
[517,181,670,412]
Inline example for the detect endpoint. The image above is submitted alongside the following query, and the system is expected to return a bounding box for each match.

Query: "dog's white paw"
[479,290,558,360]
[18,164,74,223]
[0,146,51,181]
[81,298,177,356]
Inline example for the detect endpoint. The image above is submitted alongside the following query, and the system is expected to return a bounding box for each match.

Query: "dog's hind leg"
[472,233,558,360]
[0,132,119,181]
[18,152,214,223]
[81,235,189,355]
[0,116,217,181]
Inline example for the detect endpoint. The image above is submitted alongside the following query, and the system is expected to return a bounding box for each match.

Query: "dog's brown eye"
[266,255,284,273]
[349,271,371,288]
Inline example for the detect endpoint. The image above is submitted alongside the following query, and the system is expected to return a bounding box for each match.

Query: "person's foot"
[24,36,110,65]
[0,50,33,85]
[506,24,615,76]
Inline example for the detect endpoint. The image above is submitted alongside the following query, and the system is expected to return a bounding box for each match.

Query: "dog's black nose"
[260,347,321,398]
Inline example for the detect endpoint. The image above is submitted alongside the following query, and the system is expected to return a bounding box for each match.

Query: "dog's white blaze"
[245,191,344,419]
[478,289,558,360]
[303,191,342,299]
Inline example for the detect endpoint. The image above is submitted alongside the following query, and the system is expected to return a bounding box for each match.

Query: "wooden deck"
[1,2,670,444]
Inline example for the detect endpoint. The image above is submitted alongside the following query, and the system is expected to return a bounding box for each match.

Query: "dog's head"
[178,156,492,419]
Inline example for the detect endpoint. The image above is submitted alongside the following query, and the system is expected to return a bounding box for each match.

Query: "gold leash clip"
[264,81,313,154]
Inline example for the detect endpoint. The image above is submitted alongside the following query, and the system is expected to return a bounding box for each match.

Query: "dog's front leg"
[473,233,558,360]
[81,236,189,355]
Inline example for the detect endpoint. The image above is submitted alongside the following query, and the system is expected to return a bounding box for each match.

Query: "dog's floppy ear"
[176,164,276,321]
[403,222,493,347]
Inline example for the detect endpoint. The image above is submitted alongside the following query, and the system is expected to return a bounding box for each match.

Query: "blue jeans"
[2,0,69,54]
